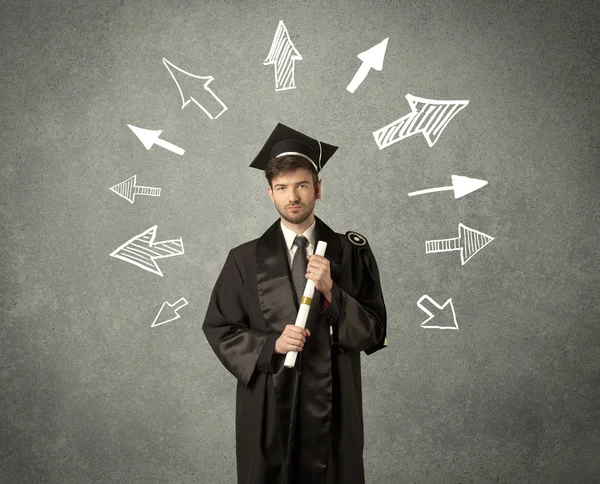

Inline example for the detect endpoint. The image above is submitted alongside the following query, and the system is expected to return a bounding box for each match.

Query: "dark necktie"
[291,235,309,305]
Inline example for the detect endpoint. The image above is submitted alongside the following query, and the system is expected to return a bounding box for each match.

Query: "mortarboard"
[249,123,338,175]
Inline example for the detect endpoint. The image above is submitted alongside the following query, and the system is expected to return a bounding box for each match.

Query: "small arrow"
[264,20,303,91]
[426,223,494,265]
[110,225,184,277]
[162,58,228,119]
[417,295,458,330]
[109,175,162,204]
[127,124,185,156]
[152,297,189,327]
[408,175,488,199]
[346,37,388,93]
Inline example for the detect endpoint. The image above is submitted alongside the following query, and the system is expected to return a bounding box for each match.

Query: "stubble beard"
[276,201,315,225]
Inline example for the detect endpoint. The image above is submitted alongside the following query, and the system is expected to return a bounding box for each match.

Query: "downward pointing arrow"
[127,124,185,156]
[408,175,488,199]
[152,297,189,327]
[417,295,458,330]
[347,37,388,93]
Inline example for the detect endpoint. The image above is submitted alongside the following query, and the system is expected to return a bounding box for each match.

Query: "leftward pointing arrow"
[110,225,184,277]
[152,297,189,327]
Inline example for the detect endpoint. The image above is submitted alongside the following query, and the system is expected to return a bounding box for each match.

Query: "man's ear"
[315,179,322,200]
[268,185,274,203]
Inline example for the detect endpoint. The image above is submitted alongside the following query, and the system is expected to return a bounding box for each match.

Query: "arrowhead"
[109,175,137,203]
[127,124,162,150]
[451,175,488,199]
[418,295,458,330]
[357,37,388,71]
[162,58,214,108]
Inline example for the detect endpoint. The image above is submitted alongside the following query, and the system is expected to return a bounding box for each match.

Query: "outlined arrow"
[127,124,185,156]
[162,57,228,119]
[417,295,458,330]
[426,223,494,265]
[347,37,388,93]
[264,20,303,91]
[110,225,184,277]
[109,175,162,204]
[373,94,469,149]
[408,175,488,199]
[152,297,189,327]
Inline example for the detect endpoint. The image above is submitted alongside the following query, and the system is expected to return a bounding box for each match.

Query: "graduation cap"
[249,123,338,175]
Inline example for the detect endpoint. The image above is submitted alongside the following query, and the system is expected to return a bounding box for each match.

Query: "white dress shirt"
[280,219,316,269]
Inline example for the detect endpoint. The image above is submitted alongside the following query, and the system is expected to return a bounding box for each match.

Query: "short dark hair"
[264,155,319,188]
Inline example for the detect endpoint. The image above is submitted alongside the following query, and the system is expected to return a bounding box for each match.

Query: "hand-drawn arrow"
[264,20,303,91]
[127,124,185,156]
[110,225,184,277]
[109,175,161,204]
[152,297,189,327]
[346,37,388,93]
[408,175,488,199]
[373,94,469,149]
[417,295,458,330]
[426,223,494,265]
[162,58,228,119]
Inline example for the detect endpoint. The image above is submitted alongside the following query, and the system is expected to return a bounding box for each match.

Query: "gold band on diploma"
[301,296,312,306]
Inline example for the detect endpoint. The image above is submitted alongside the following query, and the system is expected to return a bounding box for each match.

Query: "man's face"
[268,168,320,225]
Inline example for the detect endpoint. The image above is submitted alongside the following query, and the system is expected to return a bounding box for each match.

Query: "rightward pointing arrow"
[162,58,228,119]
[408,175,488,199]
[417,295,458,330]
[373,94,469,149]
[127,124,185,156]
[109,175,162,204]
[152,297,189,327]
[347,37,388,93]
[426,223,494,266]
[110,225,184,277]
[264,20,303,91]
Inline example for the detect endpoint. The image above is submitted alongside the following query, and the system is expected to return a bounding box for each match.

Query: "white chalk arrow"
[110,225,184,277]
[109,175,162,204]
[127,124,185,156]
[347,37,388,93]
[162,58,228,119]
[417,295,458,330]
[264,20,303,91]
[426,223,494,266]
[408,175,488,199]
[373,94,469,149]
[152,297,189,327]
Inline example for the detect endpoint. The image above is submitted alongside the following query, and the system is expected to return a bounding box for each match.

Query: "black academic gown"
[202,216,387,484]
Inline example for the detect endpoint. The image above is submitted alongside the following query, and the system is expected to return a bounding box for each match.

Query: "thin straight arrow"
[347,37,388,93]
[408,175,488,199]
[127,124,185,156]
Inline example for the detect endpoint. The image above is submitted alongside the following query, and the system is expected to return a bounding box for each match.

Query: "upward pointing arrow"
[347,37,389,93]
[264,20,303,91]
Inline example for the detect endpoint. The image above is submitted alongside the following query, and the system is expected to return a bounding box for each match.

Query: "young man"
[202,123,387,484]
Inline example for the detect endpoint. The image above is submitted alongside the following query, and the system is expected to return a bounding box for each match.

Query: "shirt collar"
[280,219,316,250]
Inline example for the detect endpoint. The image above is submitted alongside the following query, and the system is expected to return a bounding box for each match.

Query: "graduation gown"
[202,216,387,484]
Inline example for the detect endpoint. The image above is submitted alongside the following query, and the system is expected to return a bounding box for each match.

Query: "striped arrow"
[109,175,161,204]
[373,94,469,149]
[426,223,494,266]
[110,225,184,277]
[264,20,303,91]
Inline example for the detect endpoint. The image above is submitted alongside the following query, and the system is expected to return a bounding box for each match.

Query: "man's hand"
[275,324,311,354]
[306,254,333,301]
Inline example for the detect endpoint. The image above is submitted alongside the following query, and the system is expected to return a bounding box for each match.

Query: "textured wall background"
[1,0,599,482]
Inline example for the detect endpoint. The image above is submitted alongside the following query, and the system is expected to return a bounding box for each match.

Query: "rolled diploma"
[284,240,328,368]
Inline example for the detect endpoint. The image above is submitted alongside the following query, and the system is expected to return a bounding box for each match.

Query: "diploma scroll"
[284,240,328,368]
